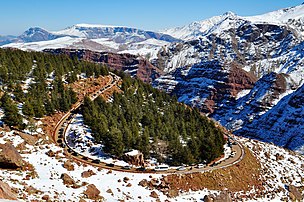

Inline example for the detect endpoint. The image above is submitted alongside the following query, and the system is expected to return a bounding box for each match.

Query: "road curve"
[52,74,245,174]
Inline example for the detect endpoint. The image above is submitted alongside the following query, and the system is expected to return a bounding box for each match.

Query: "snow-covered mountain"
[162,4,304,41]
[54,24,178,43]
[162,11,246,41]
[18,27,61,42]
[1,24,179,58]
[154,4,304,154]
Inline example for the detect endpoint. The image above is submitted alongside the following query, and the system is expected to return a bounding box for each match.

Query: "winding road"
[51,73,245,174]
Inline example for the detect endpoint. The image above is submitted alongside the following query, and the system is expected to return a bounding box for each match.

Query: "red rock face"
[227,64,257,97]
[44,49,162,83]
[203,63,257,114]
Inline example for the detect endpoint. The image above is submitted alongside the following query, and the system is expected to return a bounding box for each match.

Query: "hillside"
[153,4,304,154]
[0,124,303,201]
[82,73,225,165]
[0,47,302,201]
[43,48,162,83]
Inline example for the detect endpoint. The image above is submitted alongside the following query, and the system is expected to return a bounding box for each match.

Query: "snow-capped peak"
[162,11,242,40]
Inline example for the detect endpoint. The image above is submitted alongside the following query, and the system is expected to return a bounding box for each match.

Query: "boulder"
[150,178,159,186]
[0,180,17,200]
[83,184,102,200]
[0,142,24,169]
[60,173,75,186]
[45,150,55,157]
[17,132,38,145]
[138,179,148,187]
[41,194,50,201]
[63,160,74,171]
[122,150,145,166]
[150,191,159,198]
[106,189,113,194]
[204,192,232,202]
[81,169,96,178]
[123,177,130,183]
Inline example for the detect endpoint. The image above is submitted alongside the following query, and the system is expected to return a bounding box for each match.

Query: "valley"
[0,2,304,202]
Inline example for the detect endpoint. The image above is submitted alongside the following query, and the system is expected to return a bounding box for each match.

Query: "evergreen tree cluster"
[83,75,225,165]
[0,48,109,127]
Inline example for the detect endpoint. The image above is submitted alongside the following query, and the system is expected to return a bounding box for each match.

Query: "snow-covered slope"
[237,83,304,154]
[163,4,304,41]
[0,127,303,201]
[162,11,246,41]
[3,36,85,51]
[245,4,304,24]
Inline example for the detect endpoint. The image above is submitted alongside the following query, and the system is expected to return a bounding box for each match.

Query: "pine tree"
[140,127,151,158]
[103,127,124,157]
[14,84,25,102]
[1,94,23,128]
[22,99,35,117]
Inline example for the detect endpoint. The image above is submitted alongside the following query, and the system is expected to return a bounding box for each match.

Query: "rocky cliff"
[44,48,162,83]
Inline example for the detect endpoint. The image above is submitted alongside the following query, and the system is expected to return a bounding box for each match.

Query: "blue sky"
[1,0,303,35]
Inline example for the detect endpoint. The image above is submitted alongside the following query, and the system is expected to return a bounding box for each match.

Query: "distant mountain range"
[1,4,304,154]
[0,24,179,58]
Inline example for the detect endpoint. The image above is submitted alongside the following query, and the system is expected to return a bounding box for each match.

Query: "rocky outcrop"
[122,150,145,166]
[43,48,162,83]
[154,60,257,114]
[0,180,17,200]
[227,64,258,97]
[16,131,39,145]
[213,72,294,130]
[83,184,102,200]
[0,142,24,169]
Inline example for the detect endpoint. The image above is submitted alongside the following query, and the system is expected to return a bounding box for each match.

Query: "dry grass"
[158,147,264,197]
